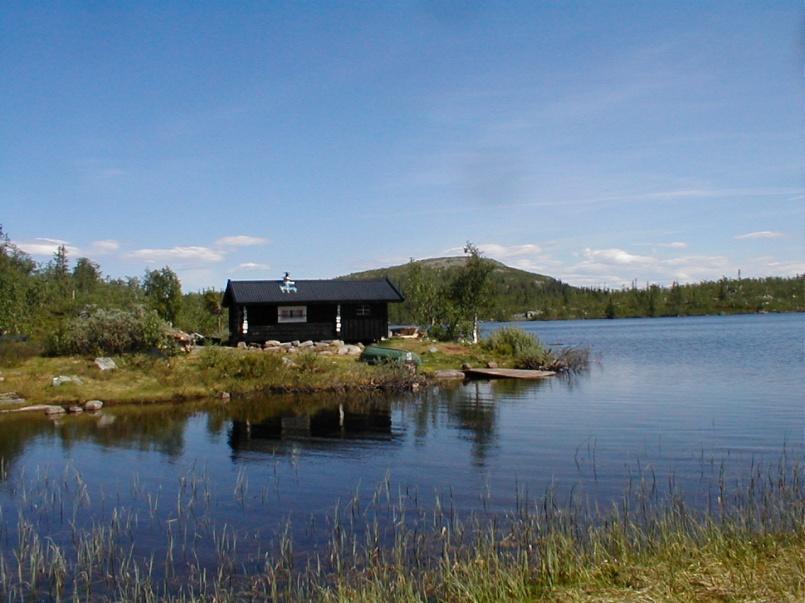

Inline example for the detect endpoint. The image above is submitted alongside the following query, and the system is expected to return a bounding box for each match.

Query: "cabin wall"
[228,301,391,345]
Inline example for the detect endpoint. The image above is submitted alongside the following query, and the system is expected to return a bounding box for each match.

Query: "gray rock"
[291,340,301,347]
[313,341,330,348]
[43,405,66,415]
[265,340,282,347]
[94,357,117,371]
[299,340,314,348]
[461,363,472,371]
[434,369,466,380]
[345,345,362,355]
[52,375,83,387]
[336,345,350,356]
[486,361,498,369]
[0,394,25,406]
[68,405,84,414]
[236,341,247,349]
[280,342,293,349]
[84,400,104,412]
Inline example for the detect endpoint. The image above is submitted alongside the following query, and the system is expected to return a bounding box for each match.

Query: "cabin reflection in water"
[229,403,395,456]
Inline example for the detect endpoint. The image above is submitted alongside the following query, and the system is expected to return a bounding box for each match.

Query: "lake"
[0,312,802,584]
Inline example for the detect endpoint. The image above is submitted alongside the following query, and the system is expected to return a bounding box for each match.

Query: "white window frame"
[277,305,307,323]
[356,304,372,317]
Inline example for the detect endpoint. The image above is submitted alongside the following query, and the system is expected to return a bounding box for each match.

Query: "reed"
[0,456,801,601]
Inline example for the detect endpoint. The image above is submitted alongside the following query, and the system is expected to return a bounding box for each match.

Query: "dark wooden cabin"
[222,274,404,345]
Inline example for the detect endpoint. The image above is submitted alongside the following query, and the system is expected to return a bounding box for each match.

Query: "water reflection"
[228,400,395,458]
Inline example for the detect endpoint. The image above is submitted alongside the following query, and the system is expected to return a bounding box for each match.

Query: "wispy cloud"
[445,242,543,258]
[734,230,784,240]
[658,241,688,249]
[215,235,269,248]
[127,246,225,263]
[233,262,271,272]
[89,240,120,255]
[15,238,80,257]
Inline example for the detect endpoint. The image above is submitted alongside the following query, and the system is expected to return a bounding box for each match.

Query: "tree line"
[0,225,224,342]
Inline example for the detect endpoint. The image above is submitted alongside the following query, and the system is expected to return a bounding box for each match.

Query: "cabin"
[221,273,404,345]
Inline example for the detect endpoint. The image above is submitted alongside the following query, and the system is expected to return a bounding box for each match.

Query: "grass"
[0,454,801,601]
[0,328,581,408]
[0,346,423,408]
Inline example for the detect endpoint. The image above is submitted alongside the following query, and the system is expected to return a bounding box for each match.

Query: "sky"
[1,1,803,291]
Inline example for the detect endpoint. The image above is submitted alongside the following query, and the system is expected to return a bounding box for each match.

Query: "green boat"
[360,345,421,366]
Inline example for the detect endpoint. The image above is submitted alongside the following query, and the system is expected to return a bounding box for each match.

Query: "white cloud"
[581,248,654,265]
[734,231,784,240]
[444,242,542,258]
[89,239,120,255]
[658,241,687,249]
[127,246,225,263]
[215,235,268,248]
[15,238,80,257]
[233,262,272,272]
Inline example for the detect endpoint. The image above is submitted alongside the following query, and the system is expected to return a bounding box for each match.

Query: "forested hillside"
[343,257,804,322]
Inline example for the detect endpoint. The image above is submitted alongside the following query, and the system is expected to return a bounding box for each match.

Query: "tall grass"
[483,327,590,373]
[0,455,801,601]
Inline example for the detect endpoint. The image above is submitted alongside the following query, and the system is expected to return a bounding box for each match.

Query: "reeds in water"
[0,455,801,601]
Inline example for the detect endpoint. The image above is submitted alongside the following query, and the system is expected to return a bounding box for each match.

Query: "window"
[356,304,371,317]
[278,305,307,323]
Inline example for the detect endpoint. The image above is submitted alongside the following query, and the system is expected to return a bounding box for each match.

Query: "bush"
[198,347,284,381]
[483,327,554,369]
[47,305,172,355]
[483,327,544,357]
[0,339,42,367]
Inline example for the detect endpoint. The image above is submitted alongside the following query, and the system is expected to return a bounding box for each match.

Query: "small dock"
[463,368,556,380]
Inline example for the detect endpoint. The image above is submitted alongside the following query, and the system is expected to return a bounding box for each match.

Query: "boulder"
[84,400,104,412]
[434,369,466,380]
[265,340,282,347]
[52,375,83,387]
[461,363,472,371]
[336,346,350,356]
[299,340,314,348]
[486,361,498,369]
[346,345,362,355]
[43,405,66,416]
[291,340,301,347]
[236,341,248,349]
[313,341,330,348]
[68,405,84,414]
[280,342,293,349]
[94,357,117,371]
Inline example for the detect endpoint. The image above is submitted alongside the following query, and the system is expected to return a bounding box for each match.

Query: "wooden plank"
[463,368,556,380]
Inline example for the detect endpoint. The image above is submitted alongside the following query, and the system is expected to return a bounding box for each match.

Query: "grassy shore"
[0,337,526,408]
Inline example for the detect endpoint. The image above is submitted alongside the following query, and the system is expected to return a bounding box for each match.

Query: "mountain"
[340,256,570,321]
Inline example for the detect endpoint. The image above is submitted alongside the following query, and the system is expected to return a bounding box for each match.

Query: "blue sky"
[2,1,802,290]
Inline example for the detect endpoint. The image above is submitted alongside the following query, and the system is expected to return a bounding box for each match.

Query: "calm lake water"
[0,313,802,564]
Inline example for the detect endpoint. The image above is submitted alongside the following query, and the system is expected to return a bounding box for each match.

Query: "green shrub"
[483,327,544,357]
[47,305,172,355]
[0,339,42,367]
[198,347,283,381]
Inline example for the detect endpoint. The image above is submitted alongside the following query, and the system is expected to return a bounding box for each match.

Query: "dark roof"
[222,278,404,307]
